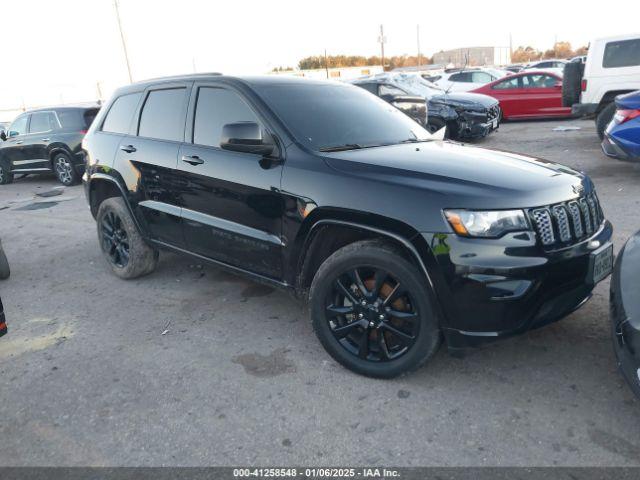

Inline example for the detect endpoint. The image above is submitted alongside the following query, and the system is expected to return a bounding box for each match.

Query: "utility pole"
[417,25,421,68]
[113,0,133,83]
[96,81,103,102]
[378,25,386,71]
[324,49,329,79]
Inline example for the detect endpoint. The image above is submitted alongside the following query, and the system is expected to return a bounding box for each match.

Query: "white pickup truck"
[563,34,640,138]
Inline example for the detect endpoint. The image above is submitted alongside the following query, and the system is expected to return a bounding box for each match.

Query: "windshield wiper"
[318,144,364,152]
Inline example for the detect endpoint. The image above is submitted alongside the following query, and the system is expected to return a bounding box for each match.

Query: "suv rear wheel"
[0,162,13,185]
[96,197,159,279]
[53,152,80,186]
[309,240,441,378]
[596,102,617,140]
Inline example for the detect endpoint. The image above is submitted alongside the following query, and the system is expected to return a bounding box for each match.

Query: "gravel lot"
[1,118,639,467]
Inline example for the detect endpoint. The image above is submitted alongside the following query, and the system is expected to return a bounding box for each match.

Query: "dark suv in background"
[82,74,613,378]
[0,105,99,185]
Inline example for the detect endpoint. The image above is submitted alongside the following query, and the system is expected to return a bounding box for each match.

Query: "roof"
[23,103,101,114]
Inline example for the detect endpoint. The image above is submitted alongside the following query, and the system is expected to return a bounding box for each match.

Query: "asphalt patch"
[15,201,59,211]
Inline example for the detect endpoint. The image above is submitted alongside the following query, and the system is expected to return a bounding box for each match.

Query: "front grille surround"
[529,193,604,249]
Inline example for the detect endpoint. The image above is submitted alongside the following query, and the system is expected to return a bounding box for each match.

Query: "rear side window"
[493,77,520,90]
[193,87,260,148]
[29,112,58,133]
[603,39,640,68]
[138,88,187,141]
[102,93,142,134]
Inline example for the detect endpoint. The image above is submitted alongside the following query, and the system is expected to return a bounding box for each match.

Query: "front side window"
[253,82,431,151]
[522,74,557,88]
[102,93,142,134]
[603,39,640,68]
[8,115,28,137]
[138,88,187,141]
[193,87,260,148]
[493,77,520,90]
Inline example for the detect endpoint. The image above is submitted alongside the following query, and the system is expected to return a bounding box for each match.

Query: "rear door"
[24,111,58,170]
[113,83,191,247]
[176,82,285,278]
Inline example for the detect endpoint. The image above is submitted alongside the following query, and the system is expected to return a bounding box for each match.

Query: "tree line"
[510,42,588,63]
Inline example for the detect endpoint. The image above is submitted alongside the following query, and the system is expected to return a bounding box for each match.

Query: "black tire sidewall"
[0,162,13,185]
[53,152,79,186]
[310,242,441,378]
[596,103,616,140]
[96,197,158,279]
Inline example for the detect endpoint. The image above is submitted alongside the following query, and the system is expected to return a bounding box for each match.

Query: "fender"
[86,172,145,235]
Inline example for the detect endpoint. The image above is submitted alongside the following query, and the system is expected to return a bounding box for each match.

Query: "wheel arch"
[48,146,73,167]
[598,90,635,112]
[87,174,144,234]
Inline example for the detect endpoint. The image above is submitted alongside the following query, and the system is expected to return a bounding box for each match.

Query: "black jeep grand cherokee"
[82,74,613,378]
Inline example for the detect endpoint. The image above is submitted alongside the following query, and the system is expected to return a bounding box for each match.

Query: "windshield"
[254,82,432,152]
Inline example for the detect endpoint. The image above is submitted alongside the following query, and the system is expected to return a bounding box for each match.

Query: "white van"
[565,34,640,138]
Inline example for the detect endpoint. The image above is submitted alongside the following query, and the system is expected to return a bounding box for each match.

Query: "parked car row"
[0,105,100,185]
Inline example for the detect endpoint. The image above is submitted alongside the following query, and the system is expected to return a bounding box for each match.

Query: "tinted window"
[253,83,431,151]
[193,87,260,148]
[379,84,408,96]
[493,77,520,90]
[449,72,470,82]
[138,88,186,141]
[357,83,378,95]
[29,112,57,133]
[56,109,95,130]
[603,39,640,68]
[102,93,142,134]
[8,115,28,136]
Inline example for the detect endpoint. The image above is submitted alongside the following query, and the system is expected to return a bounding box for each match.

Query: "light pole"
[113,0,133,83]
[378,25,386,71]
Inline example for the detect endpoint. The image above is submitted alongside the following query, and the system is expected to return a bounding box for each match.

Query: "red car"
[470,71,572,120]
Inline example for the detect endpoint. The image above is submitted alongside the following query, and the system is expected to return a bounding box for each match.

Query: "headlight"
[444,209,529,238]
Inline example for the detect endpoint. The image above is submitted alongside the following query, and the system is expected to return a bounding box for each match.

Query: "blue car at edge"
[602,90,640,160]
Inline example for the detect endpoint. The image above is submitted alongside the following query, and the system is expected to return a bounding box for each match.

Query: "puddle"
[241,283,275,299]
[35,187,65,198]
[232,347,296,377]
[15,201,59,211]
[0,324,74,359]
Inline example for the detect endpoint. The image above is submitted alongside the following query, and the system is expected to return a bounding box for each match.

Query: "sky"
[0,0,636,119]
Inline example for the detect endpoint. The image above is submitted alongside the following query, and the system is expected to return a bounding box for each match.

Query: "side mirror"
[8,131,19,138]
[0,131,5,141]
[220,122,274,156]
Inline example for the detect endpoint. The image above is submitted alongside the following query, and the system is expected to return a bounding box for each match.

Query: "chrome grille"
[530,193,604,248]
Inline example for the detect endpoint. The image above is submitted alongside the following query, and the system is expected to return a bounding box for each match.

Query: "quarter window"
[603,39,640,68]
[193,87,261,148]
[471,72,493,83]
[102,92,142,134]
[138,88,187,141]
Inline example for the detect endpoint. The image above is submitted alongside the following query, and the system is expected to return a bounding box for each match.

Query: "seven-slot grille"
[529,193,604,248]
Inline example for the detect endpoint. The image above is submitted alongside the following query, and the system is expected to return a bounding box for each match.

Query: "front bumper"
[455,106,501,140]
[602,134,630,159]
[422,220,613,349]
[610,232,640,399]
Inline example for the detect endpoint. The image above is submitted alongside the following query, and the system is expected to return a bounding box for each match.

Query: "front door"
[520,74,563,117]
[176,84,284,279]
[0,114,30,171]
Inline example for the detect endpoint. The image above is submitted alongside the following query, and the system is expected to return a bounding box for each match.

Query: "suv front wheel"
[310,240,441,378]
[96,197,159,279]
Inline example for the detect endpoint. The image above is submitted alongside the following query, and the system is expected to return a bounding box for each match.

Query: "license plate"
[491,119,498,129]
[589,243,614,284]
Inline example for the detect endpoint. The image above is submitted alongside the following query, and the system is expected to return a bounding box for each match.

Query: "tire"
[0,162,13,185]
[96,197,159,279]
[0,240,9,280]
[562,62,584,107]
[53,152,80,186]
[596,102,617,140]
[309,240,441,378]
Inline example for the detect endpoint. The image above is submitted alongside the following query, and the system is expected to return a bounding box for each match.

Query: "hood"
[322,141,589,209]
[431,91,498,109]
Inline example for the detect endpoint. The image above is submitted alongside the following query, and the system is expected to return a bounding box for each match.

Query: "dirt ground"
[1,118,639,466]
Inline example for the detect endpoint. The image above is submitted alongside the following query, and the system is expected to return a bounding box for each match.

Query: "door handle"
[120,144,137,153]
[182,155,204,166]
[41,138,50,142]
[15,140,23,145]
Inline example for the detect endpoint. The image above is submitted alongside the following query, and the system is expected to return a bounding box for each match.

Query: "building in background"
[432,47,511,67]
[270,65,383,80]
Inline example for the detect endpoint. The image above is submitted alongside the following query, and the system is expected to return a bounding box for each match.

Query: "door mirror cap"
[220,122,274,156]
[0,131,5,141]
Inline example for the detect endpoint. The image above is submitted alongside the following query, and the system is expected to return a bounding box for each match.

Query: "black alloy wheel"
[326,267,419,362]
[100,210,130,268]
